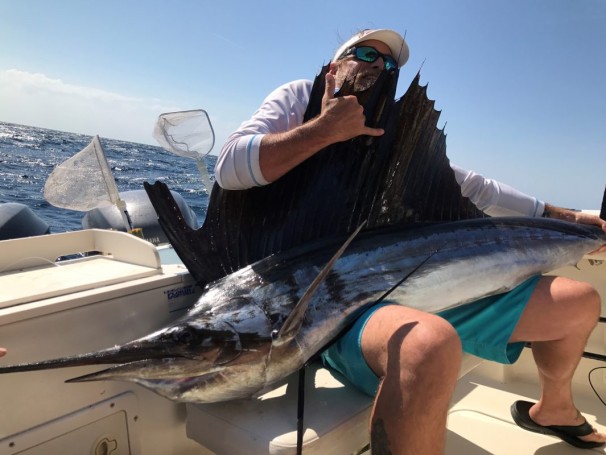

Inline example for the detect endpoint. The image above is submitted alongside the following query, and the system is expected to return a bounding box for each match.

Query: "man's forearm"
[258,116,339,183]
[542,203,578,222]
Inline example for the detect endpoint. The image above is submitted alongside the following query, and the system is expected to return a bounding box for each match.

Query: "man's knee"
[362,307,461,379]
[564,278,601,317]
[576,281,601,326]
[399,315,462,378]
[551,277,601,332]
[416,316,462,364]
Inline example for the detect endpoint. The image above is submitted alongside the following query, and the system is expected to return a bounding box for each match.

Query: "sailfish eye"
[172,326,197,345]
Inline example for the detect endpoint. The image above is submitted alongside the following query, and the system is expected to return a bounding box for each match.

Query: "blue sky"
[1,0,604,209]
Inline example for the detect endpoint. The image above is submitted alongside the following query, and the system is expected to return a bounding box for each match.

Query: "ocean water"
[0,121,213,233]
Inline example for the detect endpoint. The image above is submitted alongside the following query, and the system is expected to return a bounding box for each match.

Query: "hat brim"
[333,29,409,68]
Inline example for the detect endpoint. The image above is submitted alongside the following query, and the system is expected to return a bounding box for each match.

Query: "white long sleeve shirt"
[215,79,545,218]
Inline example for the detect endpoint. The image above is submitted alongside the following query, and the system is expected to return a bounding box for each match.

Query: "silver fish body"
[0,217,604,403]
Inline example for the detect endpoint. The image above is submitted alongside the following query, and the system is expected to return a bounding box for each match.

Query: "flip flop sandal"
[511,400,605,449]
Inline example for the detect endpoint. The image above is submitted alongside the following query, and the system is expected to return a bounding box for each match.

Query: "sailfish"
[0,65,604,404]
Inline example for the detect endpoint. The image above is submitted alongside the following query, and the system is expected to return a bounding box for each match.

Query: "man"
[215,29,606,453]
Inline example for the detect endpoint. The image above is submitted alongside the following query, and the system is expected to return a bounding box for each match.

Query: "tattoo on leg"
[371,418,393,455]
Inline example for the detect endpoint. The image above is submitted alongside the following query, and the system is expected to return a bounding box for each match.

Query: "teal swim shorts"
[321,275,541,397]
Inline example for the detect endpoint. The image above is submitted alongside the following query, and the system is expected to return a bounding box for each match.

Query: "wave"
[0,121,214,233]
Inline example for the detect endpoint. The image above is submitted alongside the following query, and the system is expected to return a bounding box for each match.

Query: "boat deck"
[448,354,606,454]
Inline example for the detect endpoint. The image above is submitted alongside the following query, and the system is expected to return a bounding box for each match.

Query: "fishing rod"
[584,351,606,363]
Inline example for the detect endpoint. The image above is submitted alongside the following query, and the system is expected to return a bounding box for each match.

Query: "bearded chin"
[338,71,381,105]
[353,73,380,91]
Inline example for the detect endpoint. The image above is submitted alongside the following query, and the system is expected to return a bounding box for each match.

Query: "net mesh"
[44,136,119,211]
[152,110,214,159]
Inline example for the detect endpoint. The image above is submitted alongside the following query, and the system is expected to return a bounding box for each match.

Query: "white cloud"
[0,69,183,144]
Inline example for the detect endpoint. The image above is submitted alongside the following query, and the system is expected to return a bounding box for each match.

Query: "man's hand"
[318,72,384,143]
[544,203,606,233]
[574,211,606,234]
[544,203,606,253]
[258,73,385,183]
[0,348,6,358]
[577,212,606,254]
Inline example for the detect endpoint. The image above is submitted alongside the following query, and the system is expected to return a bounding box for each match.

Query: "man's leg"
[361,305,462,454]
[510,275,606,444]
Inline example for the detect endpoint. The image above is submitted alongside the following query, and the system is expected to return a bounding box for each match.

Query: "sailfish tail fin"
[143,181,220,287]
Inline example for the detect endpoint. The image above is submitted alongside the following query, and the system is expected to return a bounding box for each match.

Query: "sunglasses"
[341,46,398,71]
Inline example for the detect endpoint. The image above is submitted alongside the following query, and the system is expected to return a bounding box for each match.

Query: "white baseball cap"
[333,29,409,68]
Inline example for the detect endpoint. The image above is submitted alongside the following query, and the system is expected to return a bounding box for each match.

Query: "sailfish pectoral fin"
[374,241,448,305]
[276,222,367,342]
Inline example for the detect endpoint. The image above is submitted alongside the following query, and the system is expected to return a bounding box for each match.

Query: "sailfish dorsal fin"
[144,65,484,287]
